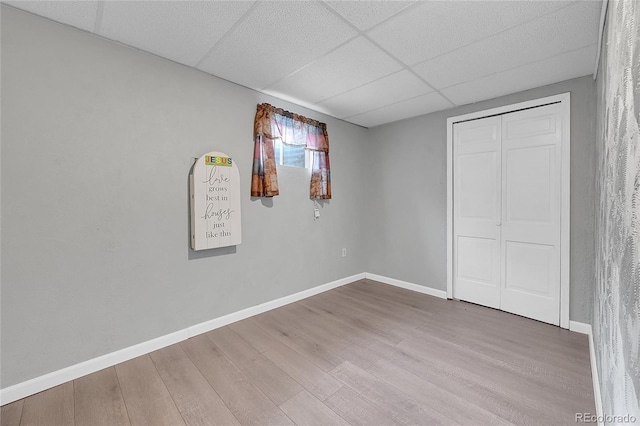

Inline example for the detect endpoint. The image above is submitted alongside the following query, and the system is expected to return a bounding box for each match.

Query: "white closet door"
[453,116,502,309]
[453,103,563,325]
[500,104,562,325]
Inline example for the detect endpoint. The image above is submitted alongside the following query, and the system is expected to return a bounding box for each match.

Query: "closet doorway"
[446,94,570,328]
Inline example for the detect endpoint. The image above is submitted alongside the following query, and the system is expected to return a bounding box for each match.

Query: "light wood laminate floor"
[1,279,595,426]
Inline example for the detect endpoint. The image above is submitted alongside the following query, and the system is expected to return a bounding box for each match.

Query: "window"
[251,103,331,199]
[273,139,310,168]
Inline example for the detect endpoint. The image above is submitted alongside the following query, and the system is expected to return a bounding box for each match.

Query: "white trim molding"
[0,273,365,406]
[570,321,604,425]
[446,92,571,329]
[364,273,447,299]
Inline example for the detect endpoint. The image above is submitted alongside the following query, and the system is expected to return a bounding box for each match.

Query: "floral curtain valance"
[251,103,331,199]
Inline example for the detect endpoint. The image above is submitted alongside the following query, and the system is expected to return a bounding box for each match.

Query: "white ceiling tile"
[98,1,252,67]
[413,1,600,89]
[264,37,402,105]
[344,92,453,127]
[324,1,416,30]
[4,1,98,32]
[198,1,357,90]
[441,44,597,106]
[317,70,432,118]
[367,0,575,65]
[3,0,603,126]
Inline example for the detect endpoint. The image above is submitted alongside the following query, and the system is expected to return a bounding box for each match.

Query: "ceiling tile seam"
[321,0,421,33]
[93,1,104,34]
[341,90,446,121]
[194,0,259,69]
[257,0,396,93]
[439,42,598,93]
[259,0,421,101]
[307,69,418,107]
[407,0,582,69]
[312,1,454,107]
[434,41,599,93]
[257,32,362,92]
[359,33,456,108]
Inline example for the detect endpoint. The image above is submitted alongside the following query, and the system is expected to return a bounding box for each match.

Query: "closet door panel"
[453,117,501,309]
[500,104,562,325]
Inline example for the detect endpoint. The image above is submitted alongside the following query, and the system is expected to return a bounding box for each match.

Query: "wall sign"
[190,151,241,250]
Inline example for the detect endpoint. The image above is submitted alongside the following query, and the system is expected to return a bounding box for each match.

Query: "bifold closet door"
[453,103,562,325]
[500,105,562,325]
[452,116,502,309]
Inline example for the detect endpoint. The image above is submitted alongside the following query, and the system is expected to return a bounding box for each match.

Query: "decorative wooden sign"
[190,151,241,250]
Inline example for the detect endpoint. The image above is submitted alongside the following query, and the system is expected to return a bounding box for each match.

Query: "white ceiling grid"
[3,0,602,127]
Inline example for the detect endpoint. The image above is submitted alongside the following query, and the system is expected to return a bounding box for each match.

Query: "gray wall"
[0,7,368,388]
[365,75,597,324]
[593,0,640,419]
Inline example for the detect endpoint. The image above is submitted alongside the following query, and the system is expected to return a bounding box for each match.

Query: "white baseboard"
[364,273,447,299]
[0,273,365,406]
[570,321,604,425]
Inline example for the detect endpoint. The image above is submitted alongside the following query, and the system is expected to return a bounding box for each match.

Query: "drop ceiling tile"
[4,1,98,32]
[367,0,574,65]
[324,1,416,30]
[441,44,597,106]
[413,1,600,89]
[98,1,252,67]
[317,70,433,119]
[344,92,453,128]
[199,1,357,91]
[264,36,402,105]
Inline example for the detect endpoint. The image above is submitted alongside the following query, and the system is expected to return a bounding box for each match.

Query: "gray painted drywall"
[365,75,596,324]
[594,0,640,419]
[0,7,368,388]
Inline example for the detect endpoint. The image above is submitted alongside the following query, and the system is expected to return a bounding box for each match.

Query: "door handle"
[497,221,502,226]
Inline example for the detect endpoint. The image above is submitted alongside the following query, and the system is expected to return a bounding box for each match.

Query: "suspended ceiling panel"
[3,0,603,128]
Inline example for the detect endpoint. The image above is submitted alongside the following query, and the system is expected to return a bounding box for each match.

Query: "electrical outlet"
[342,248,347,257]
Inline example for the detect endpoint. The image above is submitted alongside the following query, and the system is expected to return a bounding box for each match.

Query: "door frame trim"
[446,93,571,329]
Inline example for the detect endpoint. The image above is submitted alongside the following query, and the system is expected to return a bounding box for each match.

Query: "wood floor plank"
[279,390,350,426]
[303,292,405,345]
[324,386,401,426]
[252,311,343,372]
[4,280,596,425]
[397,336,589,424]
[367,358,511,425]
[349,280,447,314]
[415,317,594,397]
[1,400,24,426]
[399,334,593,415]
[206,327,303,405]
[356,281,593,401]
[180,334,293,426]
[149,343,240,426]
[227,319,275,353]
[275,304,383,370]
[235,319,343,401]
[74,367,130,426]
[296,298,398,351]
[115,355,185,426]
[330,361,452,425]
[295,300,401,363]
[373,338,549,425]
[20,383,74,426]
